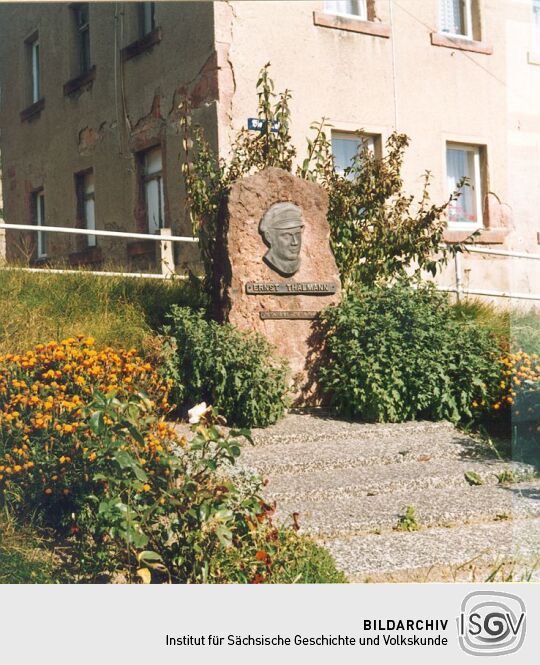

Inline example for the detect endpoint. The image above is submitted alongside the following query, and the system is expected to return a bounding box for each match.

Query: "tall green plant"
[180,64,469,293]
[300,123,469,289]
[180,63,295,293]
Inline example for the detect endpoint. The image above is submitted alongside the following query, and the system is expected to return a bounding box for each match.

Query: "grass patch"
[0,516,57,583]
[0,269,205,354]
[453,299,540,354]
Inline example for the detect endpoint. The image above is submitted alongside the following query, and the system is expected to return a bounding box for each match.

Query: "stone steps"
[323,518,540,583]
[235,414,540,582]
[273,481,540,537]
[259,459,535,502]
[250,416,467,448]
[241,430,488,475]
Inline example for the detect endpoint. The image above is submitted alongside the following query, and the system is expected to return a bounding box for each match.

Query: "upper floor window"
[440,0,477,40]
[446,143,484,229]
[332,132,378,178]
[142,147,164,233]
[324,1,367,20]
[140,2,156,37]
[28,35,40,104]
[73,3,91,73]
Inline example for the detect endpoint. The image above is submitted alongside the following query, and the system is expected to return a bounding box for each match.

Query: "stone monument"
[213,167,341,399]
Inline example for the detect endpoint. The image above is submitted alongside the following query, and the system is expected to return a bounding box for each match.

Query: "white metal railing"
[0,224,198,279]
[1,224,539,299]
[444,244,540,302]
[0,223,197,244]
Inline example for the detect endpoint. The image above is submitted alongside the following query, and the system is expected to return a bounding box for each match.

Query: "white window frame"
[331,131,377,178]
[31,38,40,103]
[533,0,540,50]
[446,142,484,230]
[34,190,46,259]
[81,172,96,247]
[142,147,165,234]
[324,0,368,21]
[439,0,474,40]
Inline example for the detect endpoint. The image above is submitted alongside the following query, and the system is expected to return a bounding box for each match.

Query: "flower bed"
[0,337,171,517]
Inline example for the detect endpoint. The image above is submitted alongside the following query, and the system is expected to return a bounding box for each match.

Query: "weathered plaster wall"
[0,1,217,269]
[504,0,540,299]
[1,1,538,300]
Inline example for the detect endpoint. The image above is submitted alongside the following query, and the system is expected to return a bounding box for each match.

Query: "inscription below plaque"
[247,281,337,295]
[260,311,319,320]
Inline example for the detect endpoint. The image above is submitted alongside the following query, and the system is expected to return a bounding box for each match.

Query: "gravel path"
[234,414,540,582]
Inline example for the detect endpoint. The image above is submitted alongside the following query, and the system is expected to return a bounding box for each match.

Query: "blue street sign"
[247,118,280,132]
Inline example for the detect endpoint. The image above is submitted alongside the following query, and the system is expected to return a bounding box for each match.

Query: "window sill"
[528,51,540,66]
[313,11,391,38]
[121,27,162,61]
[63,65,97,96]
[430,32,493,55]
[444,228,510,244]
[20,98,45,122]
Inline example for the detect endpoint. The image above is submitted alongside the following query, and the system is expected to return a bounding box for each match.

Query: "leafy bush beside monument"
[318,284,503,423]
[164,306,289,428]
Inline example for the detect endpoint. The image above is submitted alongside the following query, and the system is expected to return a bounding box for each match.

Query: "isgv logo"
[458,591,526,656]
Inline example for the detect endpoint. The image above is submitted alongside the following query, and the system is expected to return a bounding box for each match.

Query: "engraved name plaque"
[259,311,319,320]
[246,282,337,295]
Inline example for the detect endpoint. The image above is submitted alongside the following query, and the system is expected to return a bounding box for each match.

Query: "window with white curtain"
[332,132,376,177]
[446,143,483,228]
[142,147,165,234]
[439,0,473,39]
[324,0,368,20]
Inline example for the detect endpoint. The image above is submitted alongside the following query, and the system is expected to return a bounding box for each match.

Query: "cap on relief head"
[260,202,304,234]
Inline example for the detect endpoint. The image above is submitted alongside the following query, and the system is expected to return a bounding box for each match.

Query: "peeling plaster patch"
[129,95,167,153]
[78,125,104,156]
[170,51,221,119]
[132,94,165,134]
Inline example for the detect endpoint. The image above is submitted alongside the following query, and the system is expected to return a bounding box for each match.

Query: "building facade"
[0,1,539,295]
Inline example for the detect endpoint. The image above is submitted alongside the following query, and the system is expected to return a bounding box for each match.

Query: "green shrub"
[319,284,503,423]
[164,307,289,428]
[263,534,348,584]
